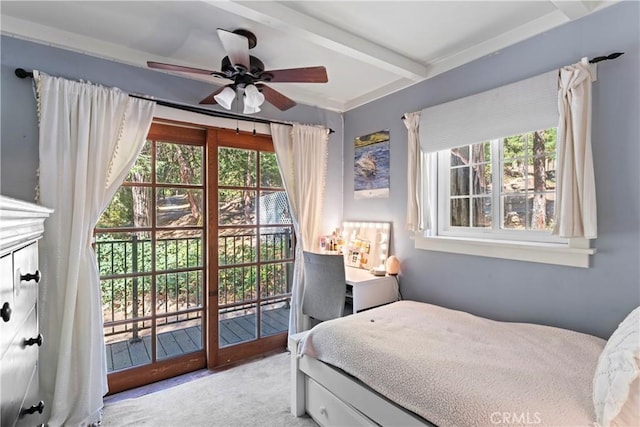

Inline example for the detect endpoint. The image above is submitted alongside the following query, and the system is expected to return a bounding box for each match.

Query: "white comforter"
[300,300,605,427]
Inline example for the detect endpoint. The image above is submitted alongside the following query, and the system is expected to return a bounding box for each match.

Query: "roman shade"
[419,70,558,153]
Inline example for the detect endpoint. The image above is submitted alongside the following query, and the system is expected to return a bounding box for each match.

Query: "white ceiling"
[1,1,617,112]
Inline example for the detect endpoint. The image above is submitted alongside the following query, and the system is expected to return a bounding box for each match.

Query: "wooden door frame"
[106,123,289,394]
[105,122,208,394]
[206,128,289,369]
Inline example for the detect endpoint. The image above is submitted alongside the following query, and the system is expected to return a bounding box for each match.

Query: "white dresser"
[0,196,52,427]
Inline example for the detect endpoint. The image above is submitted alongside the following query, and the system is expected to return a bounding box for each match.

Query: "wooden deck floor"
[105,306,289,372]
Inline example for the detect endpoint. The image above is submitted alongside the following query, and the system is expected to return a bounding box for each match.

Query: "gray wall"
[343,2,639,339]
[2,4,638,340]
[0,36,344,231]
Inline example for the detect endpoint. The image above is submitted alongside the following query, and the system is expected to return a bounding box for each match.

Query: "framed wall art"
[354,129,390,199]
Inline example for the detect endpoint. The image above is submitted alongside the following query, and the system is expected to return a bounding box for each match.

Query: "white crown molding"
[2,1,620,114]
[0,196,52,255]
[344,3,616,112]
[551,0,594,20]
[1,16,173,72]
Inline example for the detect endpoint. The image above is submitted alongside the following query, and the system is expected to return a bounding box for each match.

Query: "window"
[414,70,594,267]
[438,127,559,243]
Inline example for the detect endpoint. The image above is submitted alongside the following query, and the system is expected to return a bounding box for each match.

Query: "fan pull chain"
[235,91,240,134]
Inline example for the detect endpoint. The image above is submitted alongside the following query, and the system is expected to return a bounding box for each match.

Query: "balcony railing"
[96,231,293,340]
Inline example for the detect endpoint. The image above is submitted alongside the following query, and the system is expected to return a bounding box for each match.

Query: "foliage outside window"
[95,134,206,369]
[439,127,560,243]
[216,142,294,345]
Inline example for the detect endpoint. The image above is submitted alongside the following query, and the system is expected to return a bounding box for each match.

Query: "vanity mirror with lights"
[341,221,391,272]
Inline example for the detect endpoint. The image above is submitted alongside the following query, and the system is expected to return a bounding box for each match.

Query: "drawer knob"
[20,270,41,283]
[20,400,45,417]
[319,406,327,416]
[1,302,11,322]
[24,334,43,347]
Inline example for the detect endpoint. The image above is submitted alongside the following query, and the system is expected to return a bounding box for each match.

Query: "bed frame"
[289,333,435,427]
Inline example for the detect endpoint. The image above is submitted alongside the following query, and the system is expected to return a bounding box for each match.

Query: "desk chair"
[302,251,346,328]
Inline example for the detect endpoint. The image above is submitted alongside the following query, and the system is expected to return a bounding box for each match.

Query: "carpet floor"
[101,352,318,427]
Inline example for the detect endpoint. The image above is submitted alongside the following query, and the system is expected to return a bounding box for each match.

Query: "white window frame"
[436,134,564,245]
[415,233,594,268]
[420,134,595,268]
[413,71,596,268]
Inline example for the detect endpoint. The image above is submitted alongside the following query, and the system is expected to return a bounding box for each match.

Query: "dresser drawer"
[1,254,14,357]
[12,243,39,330]
[1,305,39,427]
[305,378,375,427]
[16,364,43,427]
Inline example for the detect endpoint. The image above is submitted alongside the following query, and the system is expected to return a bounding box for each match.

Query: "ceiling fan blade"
[217,29,250,70]
[262,66,328,83]
[257,84,296,111]
[199,86,226,105]
[147,61,219,76]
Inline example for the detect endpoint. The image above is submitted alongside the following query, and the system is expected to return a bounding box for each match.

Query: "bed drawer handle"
[24,333,43,347]
[20,270,41,283]
[20,400,45,417]
[319,406,327,416]
[1,302,11,322]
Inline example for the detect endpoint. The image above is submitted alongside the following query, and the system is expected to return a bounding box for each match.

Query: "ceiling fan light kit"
[243,103,261,115]
[147,28,328,114]
[213,86,236,110]
[244,84,265,107]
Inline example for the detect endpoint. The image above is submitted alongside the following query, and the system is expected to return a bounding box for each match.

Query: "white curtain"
[422,151,438,235]
[554,58,597,238]
[403,112,422,232]
[404,112,438,236]
[35,71,155,426]
[271,123,328,335]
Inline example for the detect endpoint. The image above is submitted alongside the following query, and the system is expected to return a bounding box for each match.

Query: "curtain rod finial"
[15,68,34,79]
[589,52,624,63]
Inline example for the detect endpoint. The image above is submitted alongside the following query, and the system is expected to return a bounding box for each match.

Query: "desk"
[345,267,399,313]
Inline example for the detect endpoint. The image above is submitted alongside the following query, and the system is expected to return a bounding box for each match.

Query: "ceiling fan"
[148,28,328,113]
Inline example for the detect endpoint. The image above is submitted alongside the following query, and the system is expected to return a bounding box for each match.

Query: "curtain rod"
[400,51,624,120]
[14,68,335,135]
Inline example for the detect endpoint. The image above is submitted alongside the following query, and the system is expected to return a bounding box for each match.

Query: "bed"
[289,300,614,427]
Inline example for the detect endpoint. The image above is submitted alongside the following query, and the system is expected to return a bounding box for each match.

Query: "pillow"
[593,306,640,427]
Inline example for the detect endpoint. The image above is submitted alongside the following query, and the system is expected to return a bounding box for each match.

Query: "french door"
[97,122,291,393]
[96,123,207,393]
[208,129,292,367]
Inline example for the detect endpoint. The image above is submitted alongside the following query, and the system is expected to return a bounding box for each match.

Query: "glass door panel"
[218,262,258,347]
[104,321,150,372]
[215,142,292,358]
[97,124,207,392]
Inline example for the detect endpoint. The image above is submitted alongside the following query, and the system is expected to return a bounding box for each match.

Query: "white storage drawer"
[0,196,51,427]
[305,377,376,427]
[0,305,38,427]
[12,243,39,330]
[16,364,43,427]
[0,254,14,357]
